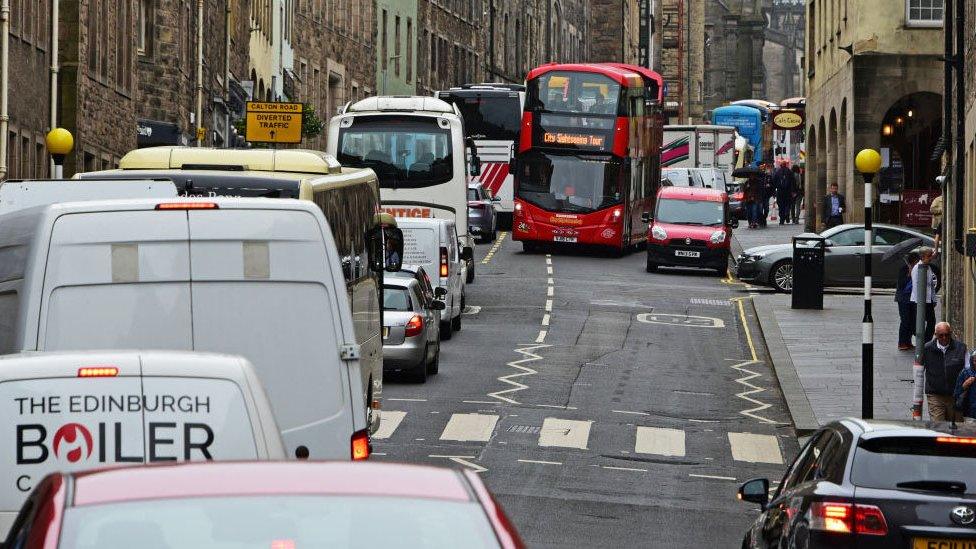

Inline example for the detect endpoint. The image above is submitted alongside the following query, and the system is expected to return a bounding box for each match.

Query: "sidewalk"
[732,215,918,435]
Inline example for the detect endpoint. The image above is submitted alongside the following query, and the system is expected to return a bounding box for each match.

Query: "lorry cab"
[394,217,465,338]
[644,186,735,276]
[0,350,285,536]
[0,197,374,463]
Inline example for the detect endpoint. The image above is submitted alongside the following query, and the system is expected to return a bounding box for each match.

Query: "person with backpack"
[953,350,976,421]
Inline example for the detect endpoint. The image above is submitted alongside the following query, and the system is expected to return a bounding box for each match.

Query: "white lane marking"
[603,465,647,472]
[547,266,553,275]
[373,411,406,440]
[535,404,577,410]
[689,473,737,481]
[728,432,784,464]
[635,427,686,457]
[636,313,726,328]
[387,398,427,402]
[731,360,778,425]
[545,299,553,312]
[462,305,482,315]
[539,418,592,449]
[429,455,488,474]
[535,330,547,343]
[518,459,562,465]
[612,409,650,416]
[547,277,554,284]
[547,286,554,297]
[487,344,550,404]
[542,314,550,326]
[440,413,499,442]
[546,258,552,265]
[372,452,388,456]
[688,418,721,423]
[462,400,500,405]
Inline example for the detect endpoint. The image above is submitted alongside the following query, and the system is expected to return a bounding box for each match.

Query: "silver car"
[467,183,499,242]
[383,278,444,383]
[735,223,934,292]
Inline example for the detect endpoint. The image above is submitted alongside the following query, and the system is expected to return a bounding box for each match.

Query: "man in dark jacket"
[759,163,774,227]
[821,182,846,229]
[922,322,968,422]
[772,161,796,225]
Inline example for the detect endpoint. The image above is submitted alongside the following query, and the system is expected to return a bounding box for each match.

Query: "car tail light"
[404,314,424,337]
[78,366,119,377]
[155,202,219,210]
[937,436,976,444]
[440,247,449,277]
[809,502,888,536]
[351,429,371,461]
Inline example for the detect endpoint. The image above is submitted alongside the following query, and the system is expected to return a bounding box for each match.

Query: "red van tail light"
[155,202,219,210]
[78,366,119,378]
[351,429,371,461]
[440,247,449,277]
[404,315,424,337]
[937,436,976,444]
[809,502,888,536]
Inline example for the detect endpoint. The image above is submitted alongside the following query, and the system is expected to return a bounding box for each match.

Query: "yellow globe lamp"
[855,148,882,180]
[45,128,74,179]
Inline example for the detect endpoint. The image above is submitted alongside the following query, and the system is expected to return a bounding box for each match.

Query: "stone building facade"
[702,0,768,116]
[377,0,419,95]
[415,0,483,94]
[659,0,705,122]
[589,0,640,64]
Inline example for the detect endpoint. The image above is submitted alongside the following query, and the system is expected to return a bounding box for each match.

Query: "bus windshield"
[515,151,623,213]
[447,94,521,140]
[532,71,621,116]
[337,116,453,189]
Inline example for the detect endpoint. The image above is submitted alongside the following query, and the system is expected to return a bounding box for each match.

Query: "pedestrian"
[921,322,968,422]
[895,250,919,351]
[759,163,774,227]
[772,161,796,225]
[910,246,938,343]
[821,182,846,229]
[931,194,944,254]
[742,175,761,229]
[790,166,803,224]
[953,350,976,421]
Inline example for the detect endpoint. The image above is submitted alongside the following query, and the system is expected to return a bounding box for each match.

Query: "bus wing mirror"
[380,226,404,273]
[434,287,448,298]
[469,155,482,177]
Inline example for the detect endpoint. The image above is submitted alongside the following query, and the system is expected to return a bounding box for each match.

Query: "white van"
[396,217,465,338]
[0,179,178,215]
[0,350,285,535]
[0,198,375,462]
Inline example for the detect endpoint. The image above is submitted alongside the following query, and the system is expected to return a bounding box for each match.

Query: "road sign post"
[245,101,304,144]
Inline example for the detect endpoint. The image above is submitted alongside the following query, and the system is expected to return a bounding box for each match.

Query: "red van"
[644,186,736,275]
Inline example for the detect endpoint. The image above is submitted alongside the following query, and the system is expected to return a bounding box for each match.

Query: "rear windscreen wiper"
[896,480,967,493]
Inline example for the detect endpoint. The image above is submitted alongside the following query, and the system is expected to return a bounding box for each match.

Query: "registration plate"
[675,250,701,258]
[553,236,577,243]
[914,538,976,549]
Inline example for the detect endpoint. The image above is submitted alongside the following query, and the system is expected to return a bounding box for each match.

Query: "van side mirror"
[461,247,474,262]
[469,155,482,177]
[430,299,446,311]
[381,226,404,273]
[641,212,651,223]
[737,478,769,508]
[434,287,448,298]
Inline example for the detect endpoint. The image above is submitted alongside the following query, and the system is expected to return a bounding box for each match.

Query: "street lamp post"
[855,148,882,419]
[45,128,74,179]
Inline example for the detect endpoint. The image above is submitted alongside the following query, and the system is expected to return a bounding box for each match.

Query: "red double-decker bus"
[512,63,663,253]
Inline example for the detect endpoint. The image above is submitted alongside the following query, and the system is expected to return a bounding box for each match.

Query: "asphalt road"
[376,233,800,548]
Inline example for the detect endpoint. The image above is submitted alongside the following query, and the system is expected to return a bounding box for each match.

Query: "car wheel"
[427,344,440,375]
[451,310,462,332]
[466,262,475,283]
[645,256,658,273]
[413,347,428,383]
[490,229,497,242]
[770,260,794,293]
[440,318,453,340]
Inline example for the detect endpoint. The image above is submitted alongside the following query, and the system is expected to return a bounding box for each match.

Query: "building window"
[394,16,401,77]
[406,18,413,83]
[381,9,388,71]
[138,0,152,55]
[100,0,110,80]
[87,1,98,72]
[906,0,943,27]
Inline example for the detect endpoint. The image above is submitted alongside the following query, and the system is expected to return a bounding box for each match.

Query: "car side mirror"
[430,299,446,311]
[737,478,769,508]
[434,287,448,298]
[461,247,474,262]
[641,212,651,223]
[823,239,834,247]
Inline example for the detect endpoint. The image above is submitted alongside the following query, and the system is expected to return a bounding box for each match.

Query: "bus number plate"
[553,236,577,243]
[675,250,701,258]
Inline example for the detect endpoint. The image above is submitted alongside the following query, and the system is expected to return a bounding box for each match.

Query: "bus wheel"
[451,311,462,332]
[522,242,537,253]
[440,318,453,340]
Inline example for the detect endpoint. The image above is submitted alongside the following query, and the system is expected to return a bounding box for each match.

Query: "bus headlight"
[710,230,727,244]
[651,226,668,241]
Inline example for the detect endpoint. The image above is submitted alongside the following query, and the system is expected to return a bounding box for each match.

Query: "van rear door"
[185,208,352,459]
[38,210,192,351]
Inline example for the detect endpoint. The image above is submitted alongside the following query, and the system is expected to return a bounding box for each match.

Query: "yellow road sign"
[245,101,303,144]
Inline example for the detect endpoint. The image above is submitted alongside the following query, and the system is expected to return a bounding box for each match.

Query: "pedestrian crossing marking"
[635,427,686,456]
[539,418,592,449]
[373,411,406,440]
[728,432,783,464]
[440,413,499,442]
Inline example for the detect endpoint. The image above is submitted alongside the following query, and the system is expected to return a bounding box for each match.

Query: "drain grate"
[508,424,541,434]
[690,298,731,307]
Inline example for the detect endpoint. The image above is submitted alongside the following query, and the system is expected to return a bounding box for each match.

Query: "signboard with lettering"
[245,101,304,144]
[772,109,805,131]
[901,189,940,228]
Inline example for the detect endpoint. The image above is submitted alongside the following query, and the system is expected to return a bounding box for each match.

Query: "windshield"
[515,152,623,213]
[655,198,725,226]
[662,169,692,187]
[851,437,976,494]
[337,116,453,189]
[531,71,621,116]
[445,94,521,140]
[383,286,413,311]
[58,495,503,548]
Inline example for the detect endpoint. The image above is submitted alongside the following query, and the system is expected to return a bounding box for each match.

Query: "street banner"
[245,102,303,144]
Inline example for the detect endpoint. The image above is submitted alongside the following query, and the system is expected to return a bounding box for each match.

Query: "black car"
[738,419,976,548]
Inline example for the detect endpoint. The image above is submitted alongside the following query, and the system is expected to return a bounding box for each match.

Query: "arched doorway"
[877,92,942,224]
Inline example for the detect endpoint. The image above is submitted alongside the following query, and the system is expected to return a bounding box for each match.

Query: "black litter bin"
[792,233,825,310]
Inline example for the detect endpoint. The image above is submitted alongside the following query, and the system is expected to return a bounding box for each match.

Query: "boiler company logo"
[52,423,93,463]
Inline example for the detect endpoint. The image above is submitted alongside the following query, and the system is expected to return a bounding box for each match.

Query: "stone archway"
[876,91,942,224]
[805,124,818,231]
[816,116,828,228]
[838,100,850,205]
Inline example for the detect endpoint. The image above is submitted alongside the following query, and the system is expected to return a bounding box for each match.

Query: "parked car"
[388,264,448,314]
[644,186,736,276]
[0,350,286,536]
[397,217,467,336]
[7,461,526,548]
[468,183,499,242]
[735,223,935,292]
[738,418,976,549]
[383,278,444,383]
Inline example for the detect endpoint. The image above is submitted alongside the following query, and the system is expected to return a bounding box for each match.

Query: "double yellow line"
[480,231,508,265]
